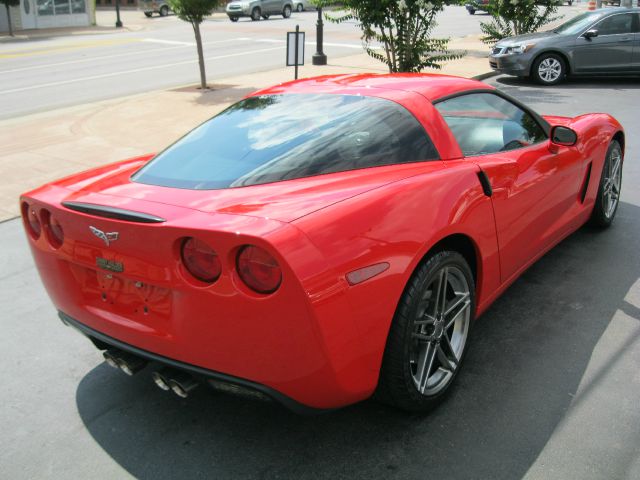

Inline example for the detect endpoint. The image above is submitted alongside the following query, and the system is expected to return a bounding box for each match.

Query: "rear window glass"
[132,94,439,190]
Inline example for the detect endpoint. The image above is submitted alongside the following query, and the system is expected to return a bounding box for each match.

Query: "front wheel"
[251,7,261,21]
[144,11,153,17]
[589,140,623,228]
[229,16,238,22]
[376,251,475,412]
[159,5,169,16]
[261,14,270,19]
[296,3,303,11]
[468,8,475,14]
[282,5,292,18]
[532,53,566,86]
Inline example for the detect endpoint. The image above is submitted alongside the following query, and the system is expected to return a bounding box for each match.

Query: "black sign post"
[286,25,305,80]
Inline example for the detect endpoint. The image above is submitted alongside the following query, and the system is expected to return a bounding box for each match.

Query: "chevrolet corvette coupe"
[21,74,624,413]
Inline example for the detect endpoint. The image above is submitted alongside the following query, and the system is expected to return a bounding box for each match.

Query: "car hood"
[46,155,438,223]
[496,31,559,47]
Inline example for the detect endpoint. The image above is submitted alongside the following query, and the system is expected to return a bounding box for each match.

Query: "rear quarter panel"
[292,160,501,385]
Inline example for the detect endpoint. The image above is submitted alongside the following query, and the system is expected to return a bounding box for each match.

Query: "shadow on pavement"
[75,202,640,479]
[496,75,640,91]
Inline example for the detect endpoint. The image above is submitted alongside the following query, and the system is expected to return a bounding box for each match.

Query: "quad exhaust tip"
[103,349,147,376]
[151,368,199,398]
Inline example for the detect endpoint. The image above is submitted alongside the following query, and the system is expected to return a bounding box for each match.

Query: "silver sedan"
[489,8,640,85]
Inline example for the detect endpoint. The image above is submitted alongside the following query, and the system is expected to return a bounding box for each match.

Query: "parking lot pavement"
[1,76,639,479]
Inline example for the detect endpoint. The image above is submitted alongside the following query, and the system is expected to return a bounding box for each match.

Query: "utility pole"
[312,7,327,65]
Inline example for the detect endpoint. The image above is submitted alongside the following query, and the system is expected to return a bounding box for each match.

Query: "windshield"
[553,11,605,35]
[132,94,439,190]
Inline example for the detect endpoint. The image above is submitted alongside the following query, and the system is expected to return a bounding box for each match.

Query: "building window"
[71,0,85,13]
[37,0,54,15]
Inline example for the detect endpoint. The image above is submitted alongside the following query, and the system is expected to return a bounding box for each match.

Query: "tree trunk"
[192,22,207,89]
[6,3,14,37]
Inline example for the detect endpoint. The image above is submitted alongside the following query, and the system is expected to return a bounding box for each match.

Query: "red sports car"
[21,74,624,413]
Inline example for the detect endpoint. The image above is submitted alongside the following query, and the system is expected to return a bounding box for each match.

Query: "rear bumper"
[60,311,324,414]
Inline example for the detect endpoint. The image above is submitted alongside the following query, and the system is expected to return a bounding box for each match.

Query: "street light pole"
[115,0,123,28]
[312,7,327,65]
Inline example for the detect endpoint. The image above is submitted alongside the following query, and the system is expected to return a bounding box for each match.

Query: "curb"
[472,71,499,81]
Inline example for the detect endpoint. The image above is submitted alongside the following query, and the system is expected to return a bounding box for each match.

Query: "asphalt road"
[0,6,580,119]
[1,75,639,479]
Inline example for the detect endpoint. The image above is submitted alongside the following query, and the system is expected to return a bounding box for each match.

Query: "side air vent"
[580,162,592,204]
[61,201,166,223]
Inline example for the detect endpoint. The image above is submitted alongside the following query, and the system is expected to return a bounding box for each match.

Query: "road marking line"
[0,46,285,95]
[142,38,195,46]
[0,38,249,75]
[0,38,141,59]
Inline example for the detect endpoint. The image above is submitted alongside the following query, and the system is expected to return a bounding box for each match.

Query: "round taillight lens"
[181,238,221,283]
[22,202,41,239]
[237,245,282,294]
[42,210,64,248]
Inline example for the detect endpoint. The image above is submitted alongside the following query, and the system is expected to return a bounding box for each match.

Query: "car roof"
[251,73,494,103]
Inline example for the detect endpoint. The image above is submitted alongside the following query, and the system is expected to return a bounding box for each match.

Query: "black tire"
[159,5,169,16]
[229,16,238,22]
[296,3,303,11]
[283,5,292,18]
[262,14,270,19]
[589,140,623,228]
[144,11,153,17]
[468,8,475,14]
[376,251,475,412]
[531,53,566,86]
[251,7,261,21]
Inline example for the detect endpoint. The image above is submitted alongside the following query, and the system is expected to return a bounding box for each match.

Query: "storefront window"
[71,0,85,13]
[54,0,70,14]
[37,0,54,15]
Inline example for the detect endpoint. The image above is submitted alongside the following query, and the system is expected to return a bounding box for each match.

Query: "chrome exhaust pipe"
[102,349,147,376]
[151,368,171,391]
[103,349,121,369]
[167,371,199,398]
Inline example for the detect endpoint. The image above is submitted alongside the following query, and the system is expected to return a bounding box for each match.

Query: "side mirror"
[551,125,578,147]
[583,29,598,39]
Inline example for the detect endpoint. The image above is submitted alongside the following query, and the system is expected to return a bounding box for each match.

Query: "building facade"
[1,0,94,32]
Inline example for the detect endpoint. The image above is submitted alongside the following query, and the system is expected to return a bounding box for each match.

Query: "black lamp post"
[312,7,327,65]
[115,0,123,28]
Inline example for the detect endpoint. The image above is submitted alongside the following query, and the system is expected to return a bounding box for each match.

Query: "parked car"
[226,0,293,21]
[139,0,171,17]
[466,0,490,15]
[293,0,315,11]
[489,8,640,85]
[21,73,624,413]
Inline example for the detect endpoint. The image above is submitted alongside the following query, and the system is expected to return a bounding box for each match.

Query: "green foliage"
[327,0,465,73]
[167,0,220,25]
[480,0,560,44]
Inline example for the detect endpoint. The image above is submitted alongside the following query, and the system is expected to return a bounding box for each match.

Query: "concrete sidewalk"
[0,36,493,222]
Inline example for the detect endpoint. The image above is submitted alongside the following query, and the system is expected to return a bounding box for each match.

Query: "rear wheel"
[589,140,623,228]
[229,16,238,22]
[251,7,261,21]
[532,53,566,85]
[144,11,153,17]
[159,5,169,16]
[262,14,270,19]
[468,8,475,14]
[283,5,292,18]
[376,251,475,412]
[296,3,303,11]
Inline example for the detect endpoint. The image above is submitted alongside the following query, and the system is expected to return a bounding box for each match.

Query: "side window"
[596,14,633,36]
[434,93,547,157]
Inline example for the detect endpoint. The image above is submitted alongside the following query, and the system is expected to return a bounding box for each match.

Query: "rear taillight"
[41,209,64,248]
[181,238,221,283]
[236,245,282,294]
[21,202,41,240]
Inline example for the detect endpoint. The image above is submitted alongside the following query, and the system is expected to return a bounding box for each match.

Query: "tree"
[480,0,560,44]
[2,0,19,37]
[168,0,221,88]
[327,0,464,73]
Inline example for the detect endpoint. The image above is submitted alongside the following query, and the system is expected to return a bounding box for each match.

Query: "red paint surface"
[21,74,623,409]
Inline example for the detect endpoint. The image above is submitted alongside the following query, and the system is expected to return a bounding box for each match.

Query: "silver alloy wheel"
[538,57,562,83]
[410,265,471,396]
[603,146,622,219]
